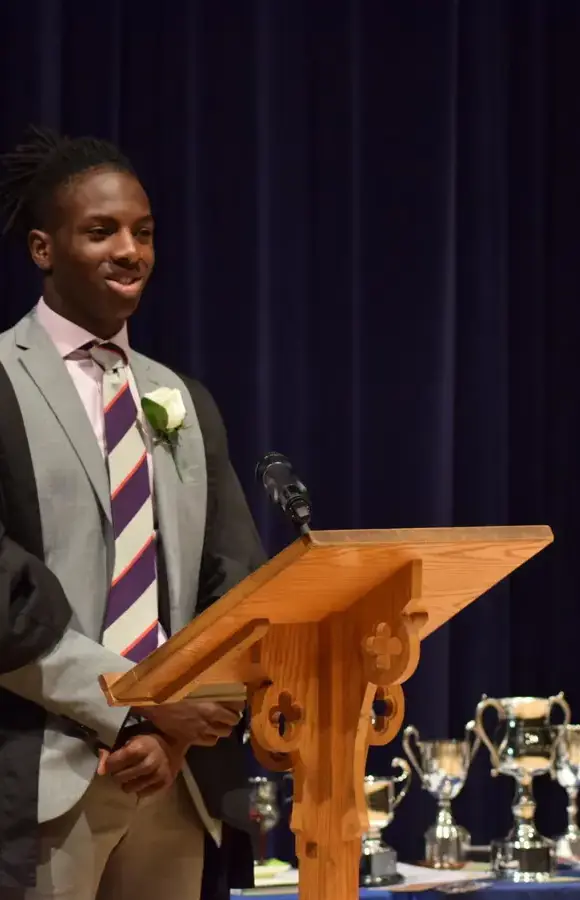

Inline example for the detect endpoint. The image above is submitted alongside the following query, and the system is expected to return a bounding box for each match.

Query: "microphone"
[255,452,312,533]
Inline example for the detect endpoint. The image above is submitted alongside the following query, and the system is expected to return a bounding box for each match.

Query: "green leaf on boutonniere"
[141,397,169,434]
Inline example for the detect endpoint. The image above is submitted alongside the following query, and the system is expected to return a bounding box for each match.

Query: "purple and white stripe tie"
[91,343,159,663]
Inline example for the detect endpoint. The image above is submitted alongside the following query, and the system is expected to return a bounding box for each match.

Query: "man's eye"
[88,228,109,238]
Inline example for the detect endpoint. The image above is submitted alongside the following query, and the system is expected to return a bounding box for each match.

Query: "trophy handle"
[402,725,425,786]
[549,691,571,727]
[465,718,481,763]
[548,693,571,775]
[390,756,411,810]
[474,695,503,775]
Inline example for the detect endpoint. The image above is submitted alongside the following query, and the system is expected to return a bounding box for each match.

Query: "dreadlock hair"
[0,124,136,237]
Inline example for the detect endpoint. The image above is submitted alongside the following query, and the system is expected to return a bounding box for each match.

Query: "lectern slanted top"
[100,525,553,900]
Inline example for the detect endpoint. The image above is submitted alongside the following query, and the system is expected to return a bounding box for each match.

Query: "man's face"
[30,167,155,338]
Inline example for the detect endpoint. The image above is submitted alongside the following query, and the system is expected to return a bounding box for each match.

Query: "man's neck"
[42,288,120,342]
[37,297,130,358]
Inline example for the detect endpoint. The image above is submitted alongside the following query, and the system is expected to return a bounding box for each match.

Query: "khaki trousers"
[25,774,204,900]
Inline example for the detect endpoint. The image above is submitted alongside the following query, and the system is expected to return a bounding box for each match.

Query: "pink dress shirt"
[36,298,166,642]
[36,297,140,458]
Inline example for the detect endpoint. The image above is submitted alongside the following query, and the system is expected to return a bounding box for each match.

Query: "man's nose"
[111,229,139,262]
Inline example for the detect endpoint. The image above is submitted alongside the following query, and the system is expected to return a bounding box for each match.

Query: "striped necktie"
[90,343,159,663]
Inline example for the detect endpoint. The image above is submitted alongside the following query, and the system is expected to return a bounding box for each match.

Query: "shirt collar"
[36,297,130,360]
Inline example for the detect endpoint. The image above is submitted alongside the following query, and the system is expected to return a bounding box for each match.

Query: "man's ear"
[28,230,53,273]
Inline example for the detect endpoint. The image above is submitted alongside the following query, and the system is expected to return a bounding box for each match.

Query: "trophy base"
[424,824,470,869]
[556,831,580,862]
[491,837,555,882]
[360,843,402,887]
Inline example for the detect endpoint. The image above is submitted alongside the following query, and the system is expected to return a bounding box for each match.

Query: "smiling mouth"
[104,274,145,299]
[105,274,142,286]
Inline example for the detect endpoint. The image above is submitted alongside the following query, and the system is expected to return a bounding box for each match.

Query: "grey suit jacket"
[0,310,215,825]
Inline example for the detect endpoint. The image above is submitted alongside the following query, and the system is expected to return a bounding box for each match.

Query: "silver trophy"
[475,693,571,881]
[553,724,580,861]
[360,758,411,887]
[403,723,479,868]
[249,777,281,864]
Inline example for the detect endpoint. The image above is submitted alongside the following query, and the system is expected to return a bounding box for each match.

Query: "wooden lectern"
[100,525,552,900]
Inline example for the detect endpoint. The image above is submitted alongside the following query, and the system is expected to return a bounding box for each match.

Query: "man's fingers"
[97,748,110,776]
[104,743,148,776]
[191,734,220,747]
[210,707,243,728]
[221,700,245,714]
[212,721,239,737]
[110,757,157,784]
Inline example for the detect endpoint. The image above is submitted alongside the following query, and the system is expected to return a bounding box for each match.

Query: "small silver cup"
[403,722,479,868]
[360,758,411,887]
[249,776,281,864]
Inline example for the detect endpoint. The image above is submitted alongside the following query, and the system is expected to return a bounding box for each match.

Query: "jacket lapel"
[15,315,112,521]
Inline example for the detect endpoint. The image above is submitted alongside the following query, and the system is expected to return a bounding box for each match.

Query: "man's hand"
[97,733,189,798]
[135,698,244,746]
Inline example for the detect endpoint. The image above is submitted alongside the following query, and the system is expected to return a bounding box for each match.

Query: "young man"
[0,126,264,900]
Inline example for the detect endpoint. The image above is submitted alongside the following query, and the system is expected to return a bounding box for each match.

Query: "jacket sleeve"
[0,629,134,748]
[0,517,133,746]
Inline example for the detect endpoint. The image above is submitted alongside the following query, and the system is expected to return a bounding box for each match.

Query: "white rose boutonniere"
[141,387,187,446]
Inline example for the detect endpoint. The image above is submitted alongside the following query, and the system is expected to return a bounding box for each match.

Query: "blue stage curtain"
[1,0,579,864]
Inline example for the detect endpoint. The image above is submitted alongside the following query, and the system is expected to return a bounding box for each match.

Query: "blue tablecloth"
[237,877,580,899]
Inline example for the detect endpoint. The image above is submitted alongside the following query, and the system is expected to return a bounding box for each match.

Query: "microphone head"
[255,451,291,481]
[255,451,312,531]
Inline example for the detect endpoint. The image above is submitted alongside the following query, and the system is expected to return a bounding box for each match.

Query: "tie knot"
[87,342,127,373]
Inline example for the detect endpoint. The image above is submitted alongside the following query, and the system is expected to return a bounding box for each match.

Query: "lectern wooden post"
[100,526,553,900]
